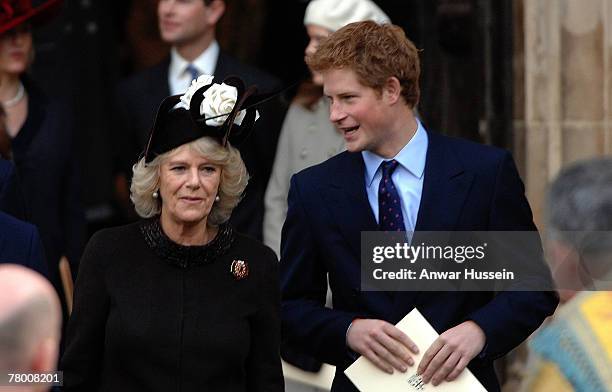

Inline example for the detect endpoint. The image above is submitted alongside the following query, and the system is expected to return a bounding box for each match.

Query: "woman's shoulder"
[231,231,277,261]
[230,232,278,277]
[87,220,144,248]
[228,232,279,291]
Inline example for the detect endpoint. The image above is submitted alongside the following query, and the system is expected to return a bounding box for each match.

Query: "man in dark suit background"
[0,159,47,277]
[0,211,48,277]
[0,158,26,221]
[114,0,285,239]
[280,21,558,391]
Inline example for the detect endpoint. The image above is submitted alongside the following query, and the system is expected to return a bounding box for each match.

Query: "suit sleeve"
[246,248,285,392]
[468,151,559,360]
[60,232,110,391]
[280,175,363,366]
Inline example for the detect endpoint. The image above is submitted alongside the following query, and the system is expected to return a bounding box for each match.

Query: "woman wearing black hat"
[0,0,85,310]
[60,76,284,391]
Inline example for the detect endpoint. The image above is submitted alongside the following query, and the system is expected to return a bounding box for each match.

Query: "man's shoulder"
[216,52,281,92]
[0,159,15,182]
[293,151,355,182]
[0,211,37,244]
[429,131,510,169]
[90,220,143,244]
[116,59,170,95]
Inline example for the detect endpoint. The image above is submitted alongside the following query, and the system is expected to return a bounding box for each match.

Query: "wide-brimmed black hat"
[143,75,263,163]
[0,0,62,35]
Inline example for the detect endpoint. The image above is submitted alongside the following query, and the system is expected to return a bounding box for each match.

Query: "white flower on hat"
[179,74,214,110]
[178,74,259,127]
[201,82,247,126]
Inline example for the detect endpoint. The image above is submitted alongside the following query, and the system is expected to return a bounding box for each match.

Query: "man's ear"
[382,77,401,105]
[205,0,226,25]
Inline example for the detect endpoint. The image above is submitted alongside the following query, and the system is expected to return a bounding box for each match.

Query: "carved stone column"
[520,0,612,226]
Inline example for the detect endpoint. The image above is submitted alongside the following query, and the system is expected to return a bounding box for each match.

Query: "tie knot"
[185,64,200,81]
[381,160,400,177]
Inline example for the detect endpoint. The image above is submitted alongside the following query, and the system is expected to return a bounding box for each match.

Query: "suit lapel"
[321,153,377,260]
[321,153,397,317]
[415,131,473,231]
[212,52,233,82]
[154,58,171,100]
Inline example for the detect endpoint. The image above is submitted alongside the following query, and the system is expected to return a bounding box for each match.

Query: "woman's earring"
[215,195,220,202]
[152,190,159,199]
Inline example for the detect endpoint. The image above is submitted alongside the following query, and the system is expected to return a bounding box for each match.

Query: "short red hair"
[307,21,420,108]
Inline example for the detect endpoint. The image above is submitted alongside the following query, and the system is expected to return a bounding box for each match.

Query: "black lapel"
[133,59,171,148]
[152,57,171,101]
[212,51,233,82]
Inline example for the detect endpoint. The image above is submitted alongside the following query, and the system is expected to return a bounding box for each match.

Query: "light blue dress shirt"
[361,120,428,231]
[168,41,220,95]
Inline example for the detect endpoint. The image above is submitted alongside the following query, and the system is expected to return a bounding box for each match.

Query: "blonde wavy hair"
[130,136,248,227]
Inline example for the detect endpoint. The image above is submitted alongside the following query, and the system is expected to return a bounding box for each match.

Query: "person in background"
[61,75,283,391]
[0,156,26,220]
[0,264,61,392]
[0,208,47,277]
[1,108,45,275]
[0,0,85,311]
[520,158,612,391]
[264,0,389,257]
[114,0,286,240]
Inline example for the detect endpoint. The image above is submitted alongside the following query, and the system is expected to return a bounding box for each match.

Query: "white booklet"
[344,308,487,391]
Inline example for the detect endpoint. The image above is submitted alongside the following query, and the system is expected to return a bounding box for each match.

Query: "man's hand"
[347,319,419,374]
[417,320,486,386]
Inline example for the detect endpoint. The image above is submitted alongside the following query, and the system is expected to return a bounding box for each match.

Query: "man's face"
[304,24,332,86]
[158,0,215,45]
[323,68,392,155]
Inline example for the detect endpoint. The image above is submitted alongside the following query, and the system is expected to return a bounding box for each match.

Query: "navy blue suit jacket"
[0,211,48,276]
[280,130,558,391]
[0,159,27,220]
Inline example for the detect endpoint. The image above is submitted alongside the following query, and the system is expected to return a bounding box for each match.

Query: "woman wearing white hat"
[263,0,390,257]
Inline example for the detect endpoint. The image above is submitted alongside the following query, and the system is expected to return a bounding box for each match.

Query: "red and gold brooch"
[230,259,249,280]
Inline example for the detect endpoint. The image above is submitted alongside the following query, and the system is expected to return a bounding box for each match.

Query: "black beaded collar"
[140,218,235,269]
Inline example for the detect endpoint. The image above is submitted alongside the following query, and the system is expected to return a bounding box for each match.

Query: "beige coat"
[264,98,344,256]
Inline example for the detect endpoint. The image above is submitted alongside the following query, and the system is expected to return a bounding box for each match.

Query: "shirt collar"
[362,119,428,187]
[169,40,220,81]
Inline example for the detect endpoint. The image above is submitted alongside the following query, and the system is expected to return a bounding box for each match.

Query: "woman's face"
[159,145,221,227]
[304,24,332,86]
[0,25,33,76]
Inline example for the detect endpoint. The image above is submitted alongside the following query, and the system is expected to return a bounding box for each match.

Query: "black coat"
[11,78,86,291]
[114,53,287,240]
[61,220,284,392]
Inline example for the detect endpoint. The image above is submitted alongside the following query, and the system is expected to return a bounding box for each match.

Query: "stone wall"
[518,0,612,226]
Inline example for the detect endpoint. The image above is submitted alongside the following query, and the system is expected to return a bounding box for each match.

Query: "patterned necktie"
[378,160,405,232]
[186,64,199,81]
